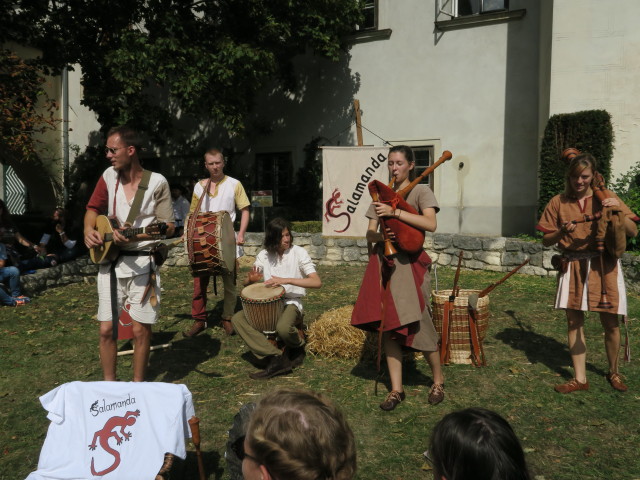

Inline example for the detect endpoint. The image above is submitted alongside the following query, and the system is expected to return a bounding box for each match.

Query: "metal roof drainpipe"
[62,65,69,205]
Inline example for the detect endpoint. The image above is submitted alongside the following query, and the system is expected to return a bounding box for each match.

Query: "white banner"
[322,146,389,237]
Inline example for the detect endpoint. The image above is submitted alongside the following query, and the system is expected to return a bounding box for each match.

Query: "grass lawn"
[2,262,640,479]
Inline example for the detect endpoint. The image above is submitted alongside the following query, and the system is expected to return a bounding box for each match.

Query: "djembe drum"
[240,283,286,334]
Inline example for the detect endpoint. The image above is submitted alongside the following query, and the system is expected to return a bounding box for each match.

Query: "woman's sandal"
[379,390,406,411]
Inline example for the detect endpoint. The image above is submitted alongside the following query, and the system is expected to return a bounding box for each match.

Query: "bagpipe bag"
[368,180,425,254]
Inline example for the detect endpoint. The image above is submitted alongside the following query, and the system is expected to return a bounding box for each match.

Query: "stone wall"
[20,233,640,296]
[164,232,640,291]
[21,256,99,297]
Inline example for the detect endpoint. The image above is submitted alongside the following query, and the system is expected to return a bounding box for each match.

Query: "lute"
[90,215,168,264]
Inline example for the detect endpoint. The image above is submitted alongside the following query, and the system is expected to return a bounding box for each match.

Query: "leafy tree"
[610,162,640,250]
[0,48,59,163]
[3,0,363,143]
[0,47,62,210]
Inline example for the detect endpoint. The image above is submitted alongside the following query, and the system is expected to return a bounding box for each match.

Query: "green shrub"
[512,232,543,242]
[610,162,640,250]
[291,221,322,233]
[538,110,614,216]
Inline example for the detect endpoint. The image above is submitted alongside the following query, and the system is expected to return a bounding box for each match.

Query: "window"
[350,0,391,42]
[413,146,435,188]
[439,0,509,18]
[254,152,293,205]
[357,0,378,31]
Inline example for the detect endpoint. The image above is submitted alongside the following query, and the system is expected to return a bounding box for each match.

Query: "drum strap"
[188,178,211,229]
[212,275,219,296]
[186,178,212,265]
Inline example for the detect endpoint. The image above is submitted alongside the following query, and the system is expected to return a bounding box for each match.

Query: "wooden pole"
[116,343,172,357]
[354,99,363,146]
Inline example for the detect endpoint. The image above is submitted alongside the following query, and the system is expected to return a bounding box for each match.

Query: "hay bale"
[237,256,256,268]
[307,305,377,360]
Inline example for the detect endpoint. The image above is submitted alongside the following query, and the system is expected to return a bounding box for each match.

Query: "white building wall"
[67,67,101,155]
[245,0,543,236]
[549,0,640,176]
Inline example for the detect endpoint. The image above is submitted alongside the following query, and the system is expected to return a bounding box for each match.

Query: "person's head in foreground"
[427,407,531,480]
[238,389,356,480]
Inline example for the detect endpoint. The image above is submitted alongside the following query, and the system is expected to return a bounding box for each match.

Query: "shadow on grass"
[495,309,606,379]
[166,313,192,321]
[147,333,222,382]
[350,351,433,393]
[240,351,270,370]
[162,296,242,332]
[167,450,223,480]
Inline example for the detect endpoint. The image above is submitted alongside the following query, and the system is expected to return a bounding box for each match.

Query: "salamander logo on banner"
[322,147,389,237]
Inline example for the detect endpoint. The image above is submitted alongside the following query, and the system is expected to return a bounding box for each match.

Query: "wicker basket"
[431,289,490,365]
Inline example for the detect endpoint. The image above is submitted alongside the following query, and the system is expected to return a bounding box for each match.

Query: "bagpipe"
[368,150,452,256]
[561,148,630,309]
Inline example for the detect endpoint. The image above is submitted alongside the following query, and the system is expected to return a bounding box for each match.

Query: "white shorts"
[97,270,160,325]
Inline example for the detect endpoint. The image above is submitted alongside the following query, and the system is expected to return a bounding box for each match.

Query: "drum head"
[219,211,237,271]
[241,282,285,300]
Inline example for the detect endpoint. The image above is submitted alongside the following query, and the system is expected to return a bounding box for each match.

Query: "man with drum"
[84,125,175,382]
[184,148,250,337]
[232,217,321,379]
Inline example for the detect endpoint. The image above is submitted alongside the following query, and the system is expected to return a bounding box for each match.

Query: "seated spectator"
[20,207,81,271]
[233,389,356,480]
[0,199,39,267]
[171,184,190,238]
[0,242,30,306]
[426,407,531,480]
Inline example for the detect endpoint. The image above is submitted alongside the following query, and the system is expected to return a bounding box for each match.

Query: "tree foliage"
[0,48,59,162]
[3,0,363,142]
[610,162,640,250]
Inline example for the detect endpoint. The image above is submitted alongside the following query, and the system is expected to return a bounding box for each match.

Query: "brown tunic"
[536,193,637,314]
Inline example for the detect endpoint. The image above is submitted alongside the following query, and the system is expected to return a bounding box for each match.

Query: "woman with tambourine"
[351,145,445,410]
[537,152,638,394]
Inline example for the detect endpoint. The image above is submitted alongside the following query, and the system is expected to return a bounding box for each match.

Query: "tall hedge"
[538,110,614,215]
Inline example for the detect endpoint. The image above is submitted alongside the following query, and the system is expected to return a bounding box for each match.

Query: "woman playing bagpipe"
[537,152,639,394]
[351,145,445,410]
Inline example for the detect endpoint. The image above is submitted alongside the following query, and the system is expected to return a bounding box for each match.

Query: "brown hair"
[204,147,226,164]
[564,152,597,198]
[263,217,293,254]
[246,389,357,480]
[107,126,143,152]
[388,145,416,181]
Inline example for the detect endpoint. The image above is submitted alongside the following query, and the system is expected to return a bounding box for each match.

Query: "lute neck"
[104,226,145,242]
